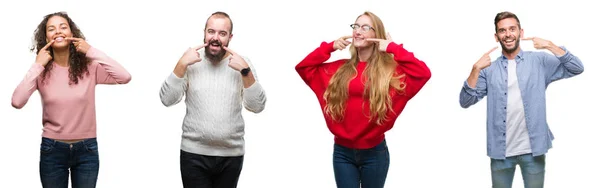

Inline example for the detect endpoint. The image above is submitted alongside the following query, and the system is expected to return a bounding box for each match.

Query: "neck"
[502,47,520,60]
[357,46,373,62]
[52,47,70,67]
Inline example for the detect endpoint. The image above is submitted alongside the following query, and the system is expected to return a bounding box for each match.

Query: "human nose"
[210,34,220,41]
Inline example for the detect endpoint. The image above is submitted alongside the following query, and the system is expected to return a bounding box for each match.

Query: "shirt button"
[503,133,506,136]
[504,107,506,109]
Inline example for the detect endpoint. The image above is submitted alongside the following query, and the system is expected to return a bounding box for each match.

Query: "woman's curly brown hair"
[31,12,89,85]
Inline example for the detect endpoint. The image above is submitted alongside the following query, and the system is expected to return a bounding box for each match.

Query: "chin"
[210,49,222,55]
[355,44,372,49]
[355,39,374,47]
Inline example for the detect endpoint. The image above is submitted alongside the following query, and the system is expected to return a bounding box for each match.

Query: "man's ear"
[519,28,525,39]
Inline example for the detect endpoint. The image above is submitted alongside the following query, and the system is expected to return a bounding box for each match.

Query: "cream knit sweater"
[160,50,266,157]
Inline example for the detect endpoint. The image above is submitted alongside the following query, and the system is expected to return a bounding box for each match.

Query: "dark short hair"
[204,11,233,34]
[494,11,520,32]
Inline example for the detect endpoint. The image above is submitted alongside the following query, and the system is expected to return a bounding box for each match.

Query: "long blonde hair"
[324,11,406,125]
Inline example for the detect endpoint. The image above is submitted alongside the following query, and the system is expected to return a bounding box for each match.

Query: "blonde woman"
[295,11,431,188]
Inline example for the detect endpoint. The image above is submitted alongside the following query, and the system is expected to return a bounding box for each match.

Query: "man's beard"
[498,35,520,54]
[205,39,227,63]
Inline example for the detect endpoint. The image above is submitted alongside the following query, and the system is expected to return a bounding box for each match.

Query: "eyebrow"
[47,23,68,29]
[498,26,518,30]
[207,28,229,33]
[354,23,372,26]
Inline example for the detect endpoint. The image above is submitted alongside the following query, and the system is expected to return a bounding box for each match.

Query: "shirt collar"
[500,49,524,61]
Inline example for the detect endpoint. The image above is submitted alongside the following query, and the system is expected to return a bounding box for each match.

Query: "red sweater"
[296,41,431,149]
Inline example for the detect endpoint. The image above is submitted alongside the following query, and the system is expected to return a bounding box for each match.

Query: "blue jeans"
[491,153,545,188]
[180,150,244,188]
[333,139,390,188]
[39,137,100,188]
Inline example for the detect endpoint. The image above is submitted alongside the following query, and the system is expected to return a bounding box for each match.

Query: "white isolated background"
[0,0,598,187]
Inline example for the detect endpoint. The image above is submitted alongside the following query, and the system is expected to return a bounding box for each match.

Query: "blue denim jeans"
[333,139,390,188]
[39,137,100,188]
[491,153,545,188]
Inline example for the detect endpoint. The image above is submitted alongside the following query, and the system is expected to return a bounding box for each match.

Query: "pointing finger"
[41,40,55,51]
[193,43,209,51]
[222,46,237,56]
[486,46,498,55]
[521,37,534,41]
[341,35,353,40]
[365,38,383,42]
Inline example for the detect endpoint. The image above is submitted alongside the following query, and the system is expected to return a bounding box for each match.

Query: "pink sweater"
[11,47,131,140]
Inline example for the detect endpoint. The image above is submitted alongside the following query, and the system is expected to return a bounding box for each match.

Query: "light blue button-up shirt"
[459,47,584,159]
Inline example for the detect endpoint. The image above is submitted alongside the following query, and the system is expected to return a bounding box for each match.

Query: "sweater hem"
[42,132,97,140]
[181,139,245,157]
[334,136,385,149]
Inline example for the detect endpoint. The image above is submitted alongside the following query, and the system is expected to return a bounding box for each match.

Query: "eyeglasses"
[350,24,375,33]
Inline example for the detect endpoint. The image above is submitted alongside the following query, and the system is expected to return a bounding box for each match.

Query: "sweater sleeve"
[11,63,44,109]
[295,41,337,88]
[87,47,132,85]
[241,57,266,113]
[159,72,188,107]
[386,42,432,98]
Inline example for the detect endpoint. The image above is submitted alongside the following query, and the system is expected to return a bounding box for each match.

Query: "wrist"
[240,67,251,77]
[176,60,189,67]
[546,42,566,56]
[546,42,560,51]
[173,62,188,78]
[544,40,555,48]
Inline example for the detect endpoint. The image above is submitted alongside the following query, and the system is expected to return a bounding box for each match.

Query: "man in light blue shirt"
[459,11,584,188]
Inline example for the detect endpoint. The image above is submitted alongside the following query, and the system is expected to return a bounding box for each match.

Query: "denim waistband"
[41,137,97,149]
